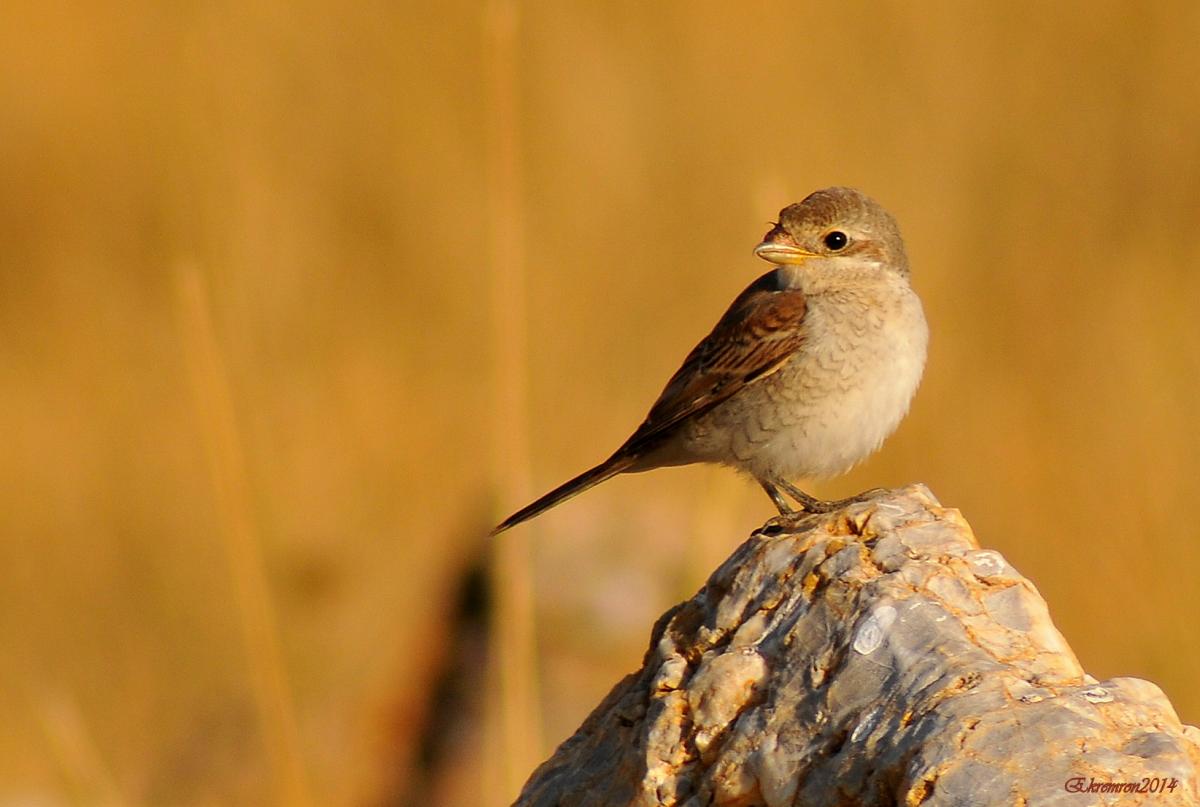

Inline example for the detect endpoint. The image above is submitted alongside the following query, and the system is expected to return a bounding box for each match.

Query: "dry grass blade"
[174,262,313,807]
[482,0,544,803]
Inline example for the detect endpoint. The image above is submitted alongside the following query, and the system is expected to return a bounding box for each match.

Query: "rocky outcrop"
[515,485,1200,806]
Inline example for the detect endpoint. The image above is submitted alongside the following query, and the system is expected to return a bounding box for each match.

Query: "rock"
[514,485,1200,807]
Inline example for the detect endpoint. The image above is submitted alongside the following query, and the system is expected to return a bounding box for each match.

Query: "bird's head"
[754,187,909,276]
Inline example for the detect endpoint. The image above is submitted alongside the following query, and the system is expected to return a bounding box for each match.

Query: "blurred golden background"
[3,1,1198,804]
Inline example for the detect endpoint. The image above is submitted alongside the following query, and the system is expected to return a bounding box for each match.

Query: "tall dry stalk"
[482,0,543,801]
[36,690,123,806]
[175,263,313,807]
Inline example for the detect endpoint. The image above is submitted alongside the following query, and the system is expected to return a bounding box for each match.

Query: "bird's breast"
[681,280,928,481]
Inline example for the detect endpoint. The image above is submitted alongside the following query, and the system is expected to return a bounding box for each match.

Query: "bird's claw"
[755,509,818,536]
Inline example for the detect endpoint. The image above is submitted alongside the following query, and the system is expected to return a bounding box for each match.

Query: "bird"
[491,186,928,536]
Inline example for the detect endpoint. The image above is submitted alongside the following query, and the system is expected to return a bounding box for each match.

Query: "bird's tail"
[490,454,635,536]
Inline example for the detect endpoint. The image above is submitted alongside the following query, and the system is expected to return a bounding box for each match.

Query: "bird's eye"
[823,231,848,251]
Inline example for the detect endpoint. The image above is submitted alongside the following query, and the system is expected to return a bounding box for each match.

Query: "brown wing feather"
[619,270,808,455]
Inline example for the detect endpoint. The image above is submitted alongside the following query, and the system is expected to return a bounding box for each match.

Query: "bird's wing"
[620,270,808,456]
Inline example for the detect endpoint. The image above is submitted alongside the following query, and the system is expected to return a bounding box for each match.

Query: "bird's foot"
[777,482,890,514]
[757,482,891,535]
[754,510,814,537]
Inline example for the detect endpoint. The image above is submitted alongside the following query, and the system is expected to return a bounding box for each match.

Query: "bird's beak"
[754,242,818,265]
[753,226,819,265]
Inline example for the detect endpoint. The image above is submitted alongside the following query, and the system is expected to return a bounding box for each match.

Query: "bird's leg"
[756,480,810,536]
[776,480,829,512]
[759,480,796,515]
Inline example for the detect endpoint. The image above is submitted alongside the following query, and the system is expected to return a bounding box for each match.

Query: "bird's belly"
[747,358,921,479]
[680,298,927,481]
